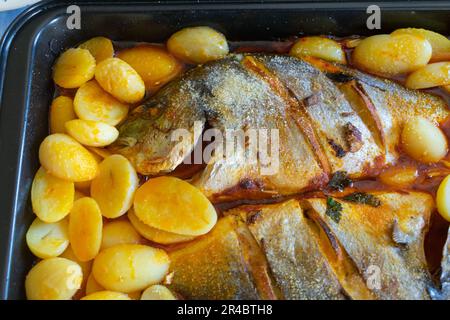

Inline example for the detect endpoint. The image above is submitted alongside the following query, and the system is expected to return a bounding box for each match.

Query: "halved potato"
[53,48,96,88]
[405,62,450,89]
[101,220,141,250]
[128,209,194,245]
[31,166,74,223]
[352,34,432,76]
[95,57,145,104]
[290,36,346,64]
[49,96,76,134]
[133,176,217,236]
[90,155,139,219]
[117,45,183,91]
[25,257,83,300]
[391,28,450,62]
[74,80,129,126]
[92,244,170,293]
[65,119,119,147]
[69,198,103,261]
[401,116,448,163]
[79,37,114,62]
[26,217,69,259]
[39,134,98,182]
[167,26,229,64]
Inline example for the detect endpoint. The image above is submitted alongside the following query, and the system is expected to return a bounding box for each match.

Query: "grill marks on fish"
[170,192,434,300]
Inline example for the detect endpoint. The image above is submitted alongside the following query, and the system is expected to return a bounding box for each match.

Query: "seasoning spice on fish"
[342,192,381,207]
[325,197,342,223]
[327,171,353,191]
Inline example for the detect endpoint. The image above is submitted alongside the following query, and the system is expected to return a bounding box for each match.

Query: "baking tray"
[0,0,449,300]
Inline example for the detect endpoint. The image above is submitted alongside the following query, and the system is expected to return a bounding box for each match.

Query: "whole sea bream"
[110,54,450,300]
[111,53,449,201]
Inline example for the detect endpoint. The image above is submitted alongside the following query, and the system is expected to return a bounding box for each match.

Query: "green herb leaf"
[326,197,342,223]
[342,192,381,207]
[328,171,352,192]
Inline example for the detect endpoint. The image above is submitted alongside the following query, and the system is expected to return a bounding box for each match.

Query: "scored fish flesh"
[111,54,449,201]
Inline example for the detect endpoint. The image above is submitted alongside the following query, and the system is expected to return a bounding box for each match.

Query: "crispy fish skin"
[226,200,348,300]
[305,57,450,163]
[168,215,278,300]
[303,192,435,300]
[111,54,449,200]
[430,228,450,300]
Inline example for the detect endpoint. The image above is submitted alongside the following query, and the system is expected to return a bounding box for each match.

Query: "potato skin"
[117,45,183,91]
[53,48,96,88]
[95,58,145,104]
[90,155,139,219]
[79,37,114,63]
[25,258,83,300]
[133,176,217,236]
[31,166,74,223]
[74,80,129,126]
[167,26,229,64]
[290,36,346,64]
[39,134,98,182]
[92,244,170,293]
[49,96,76,134]
[401,116,448,163]
[81,291,131,300]
[352,34,432,76]
[69,198,103,262]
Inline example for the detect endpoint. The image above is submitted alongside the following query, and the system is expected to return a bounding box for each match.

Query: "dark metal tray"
[0,0,449,300]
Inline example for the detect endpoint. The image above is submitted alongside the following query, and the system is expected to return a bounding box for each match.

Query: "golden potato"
[379,166,418,188]
[95,57,145,104]
[290,36,346,64]
[90,155,139,219]
[39,134,98,182]
[74,80,129,126]
[401,116,448,163]
[405,62,450,89]
[141,285,176,300]
[352,34,432,76]
[167,26,229,64]
[53,48,96,88]
[101,220,141,250]
[69,198,103,261]
[65,119,119,147]
[133,176,217,236]
[85,272,104,295]
[391,28,450,62]
[26,217,69,259]
[31,166,74,223]
[81,291,130,300]
[25,257,83,300]
[128,209,194,245]
[60,245,92,288]
[117,45,183,91]
[92,244,169,293]
[437,175,450,222]
[79,37,114,62]
[49,96,76,134]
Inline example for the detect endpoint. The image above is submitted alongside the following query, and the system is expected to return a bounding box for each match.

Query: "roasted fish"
[168,191,437,300]
[111,54,449,201]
